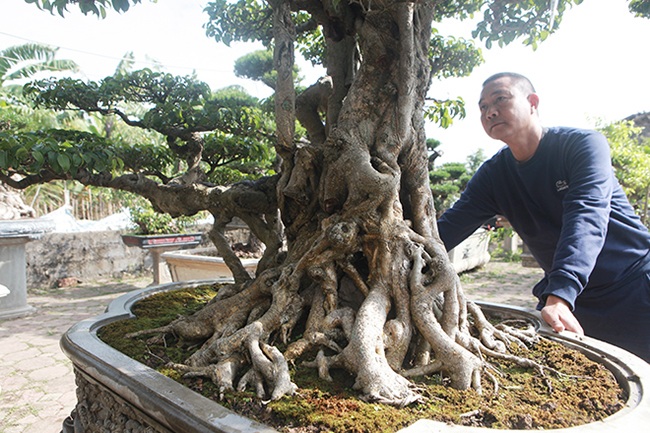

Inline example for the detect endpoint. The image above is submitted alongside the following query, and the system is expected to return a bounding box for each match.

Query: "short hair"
[482,72,536,94]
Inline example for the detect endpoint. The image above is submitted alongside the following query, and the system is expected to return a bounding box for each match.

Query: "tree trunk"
[130,0,539,406]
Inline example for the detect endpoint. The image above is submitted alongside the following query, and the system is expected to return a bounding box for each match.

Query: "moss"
[98,284,219,365]
[99,287,625,433]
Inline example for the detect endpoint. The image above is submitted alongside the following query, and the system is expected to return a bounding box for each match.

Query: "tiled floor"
[0,278,148,433]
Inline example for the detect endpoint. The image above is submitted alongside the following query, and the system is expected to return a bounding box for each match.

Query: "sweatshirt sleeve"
[539,131,613,309]
[437,162,499,251]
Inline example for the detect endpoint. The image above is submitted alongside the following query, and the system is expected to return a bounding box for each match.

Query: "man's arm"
[540,130,613,310]
[437,164,498,251]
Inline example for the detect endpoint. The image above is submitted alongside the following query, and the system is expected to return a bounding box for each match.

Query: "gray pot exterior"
[60,280,650,433]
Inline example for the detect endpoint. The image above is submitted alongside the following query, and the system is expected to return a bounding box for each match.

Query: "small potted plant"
[121,204,204,284]
[121,204,203,249]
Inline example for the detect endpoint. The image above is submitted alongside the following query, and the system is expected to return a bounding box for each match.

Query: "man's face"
[478,77,536,143]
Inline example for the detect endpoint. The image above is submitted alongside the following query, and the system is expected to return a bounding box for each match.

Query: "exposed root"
[355,368,423,407]
[467,301,538,351]
[302,349,334,381]
[128,217,557,408]
[168,354,245,398]
[244,323,298,401]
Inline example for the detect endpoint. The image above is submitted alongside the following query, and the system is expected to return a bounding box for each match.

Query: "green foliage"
[25,78,102,110]
[204,0,272,46]
[425,33,483,128]
[234,49,300,90]
[430,34,483,80]
[599,120,650,225]
[202,132,273,181]
[24,0,143,17]
[629,0,650,18]
[113,139,174,175]
[23,70,224,134]
[127,203,201,235]
[18,71,276,179]
[204,0,318,76]
[0,129,122,177]
[2,65,276,225]
[2,60,135,219]
[425,98,466,129]
[296,26,325,68]
[424,30,483,128]
[472,0,583,49]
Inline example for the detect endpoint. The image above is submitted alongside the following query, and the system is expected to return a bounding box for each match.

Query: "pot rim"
[61,280,650,433]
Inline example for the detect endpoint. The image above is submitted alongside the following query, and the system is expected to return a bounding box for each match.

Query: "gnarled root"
[242,322,298,401]
[466,301,538,352]
[168,354,245,398]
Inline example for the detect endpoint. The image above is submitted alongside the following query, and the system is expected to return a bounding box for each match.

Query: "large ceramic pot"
[60,281,650,433]
[161,247,259,281]
[447,228,491,273]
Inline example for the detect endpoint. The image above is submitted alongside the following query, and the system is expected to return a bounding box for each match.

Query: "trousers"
[574,267,650,363]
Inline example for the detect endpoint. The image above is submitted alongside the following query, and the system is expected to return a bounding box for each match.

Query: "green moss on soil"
[99,286,625,433]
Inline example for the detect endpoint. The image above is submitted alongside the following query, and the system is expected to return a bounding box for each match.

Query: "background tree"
[430,149,485,215]
[12,0,631,407]
[0,42,79,218]
[0,43,78,90]
[600,120,650,225]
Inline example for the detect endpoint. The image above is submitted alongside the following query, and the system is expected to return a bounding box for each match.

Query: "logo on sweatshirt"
[555,180,569,192]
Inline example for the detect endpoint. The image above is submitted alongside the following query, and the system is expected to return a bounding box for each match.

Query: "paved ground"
[0,276,150,433]
[460,259,544,309]
[0,259,544,433]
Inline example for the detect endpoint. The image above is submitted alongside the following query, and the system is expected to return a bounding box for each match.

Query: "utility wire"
[0,30,234,74]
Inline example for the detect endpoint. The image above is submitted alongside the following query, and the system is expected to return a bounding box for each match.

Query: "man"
[437,72,650,362]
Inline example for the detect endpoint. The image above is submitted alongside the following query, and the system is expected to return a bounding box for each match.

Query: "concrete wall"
[23,225,252,289]
[25,230,149,288]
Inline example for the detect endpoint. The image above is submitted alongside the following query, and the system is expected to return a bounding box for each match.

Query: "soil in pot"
[99,284,624,433]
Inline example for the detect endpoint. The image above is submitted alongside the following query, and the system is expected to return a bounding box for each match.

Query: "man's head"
[479,72,541,147]
[482,72,536,94]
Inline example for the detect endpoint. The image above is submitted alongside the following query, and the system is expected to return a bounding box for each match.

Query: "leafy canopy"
[1,68,275,190]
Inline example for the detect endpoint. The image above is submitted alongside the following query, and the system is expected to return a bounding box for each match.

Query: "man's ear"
[528,93,540,112]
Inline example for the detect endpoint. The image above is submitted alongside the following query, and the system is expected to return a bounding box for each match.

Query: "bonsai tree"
[8,0,643,406]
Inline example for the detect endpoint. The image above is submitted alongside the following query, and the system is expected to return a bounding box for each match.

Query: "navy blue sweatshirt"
[437,127,650,310]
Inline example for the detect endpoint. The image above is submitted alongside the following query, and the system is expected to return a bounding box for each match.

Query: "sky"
[1,0,649,164]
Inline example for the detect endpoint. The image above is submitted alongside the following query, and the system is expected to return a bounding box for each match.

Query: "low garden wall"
[23,225,250,289]
[25,230,149,288]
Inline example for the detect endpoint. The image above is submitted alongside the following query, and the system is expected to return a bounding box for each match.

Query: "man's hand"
[541,295,584,335]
